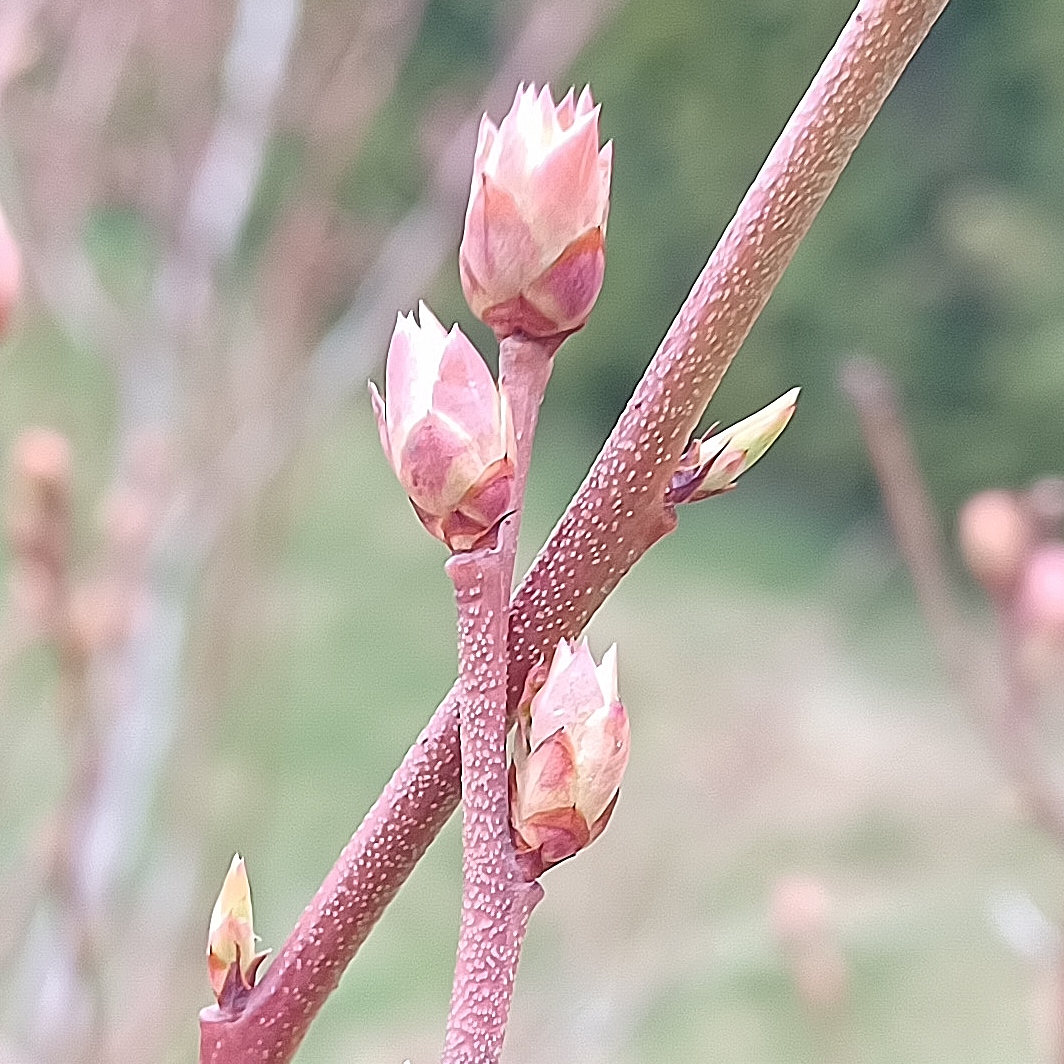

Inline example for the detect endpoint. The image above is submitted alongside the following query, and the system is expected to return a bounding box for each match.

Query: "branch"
[200,2,951,1060]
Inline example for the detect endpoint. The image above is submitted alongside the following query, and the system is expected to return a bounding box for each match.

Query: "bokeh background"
[3,0,1064,1061]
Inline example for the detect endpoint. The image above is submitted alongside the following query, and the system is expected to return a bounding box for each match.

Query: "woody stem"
[441,334,557,1063]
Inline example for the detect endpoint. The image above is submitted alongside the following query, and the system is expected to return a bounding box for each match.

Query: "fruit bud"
[668,388,799,504]
[370,302,515,552]
[957,490,1032,598]
[460,84,612,340]
[510,640,629,879]
[1017,543,1064,636]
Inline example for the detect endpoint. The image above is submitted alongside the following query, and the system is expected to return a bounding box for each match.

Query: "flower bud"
[510,640,629,879]
[1018,543,1064,636]
[370,302,515,552]
[957,490,1032,598]
[460,84,612,340]
[668,388,799,504]
[207,854,268,1008]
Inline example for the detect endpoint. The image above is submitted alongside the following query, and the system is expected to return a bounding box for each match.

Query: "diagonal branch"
[199,2,951,1060]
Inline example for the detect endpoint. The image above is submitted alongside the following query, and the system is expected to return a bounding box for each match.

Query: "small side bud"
[370,302,515,552]
[510,640,629,879]
[207,855,268,1011]
[460,84,612,340]
[957,490,1032,599]
[668,388,799,505]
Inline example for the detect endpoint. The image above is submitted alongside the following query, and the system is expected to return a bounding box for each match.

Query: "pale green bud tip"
[669,387,799,504]
[370,302,516,552]
[207,854,267,1005]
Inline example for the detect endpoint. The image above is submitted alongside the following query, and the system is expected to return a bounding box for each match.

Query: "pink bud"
[1018,543,1064,635]
[207,855,268,1009]
[0,205,20,338]
[510,640,629,878]
[460,84,612,340]
[370,302,515,552]
[957,490,1032,598]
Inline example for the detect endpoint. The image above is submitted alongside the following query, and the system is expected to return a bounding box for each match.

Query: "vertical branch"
[440,336,556,1062]
[442,550,543,1064]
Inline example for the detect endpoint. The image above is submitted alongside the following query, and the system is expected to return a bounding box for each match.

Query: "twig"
[843,358,1064,848]
[442,549,544,1064]
[200,2,951,1060]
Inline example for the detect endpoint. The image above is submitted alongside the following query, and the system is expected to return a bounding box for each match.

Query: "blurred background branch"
[3,0,1064,1061]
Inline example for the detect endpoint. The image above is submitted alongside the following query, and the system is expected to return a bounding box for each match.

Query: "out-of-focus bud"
[668,388,799,505]
[207,855,268,1008]
[510,640,629,879]
[0,205,20,338]
[770,875,849,1014]
[460,84,612,340]
[1017,543,1064,636]
[7,430,73,634]
[957,490,1032,599]
[370,302,515,552]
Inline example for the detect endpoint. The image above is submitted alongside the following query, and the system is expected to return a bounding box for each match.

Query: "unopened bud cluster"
[460,84,612,341]
[370,85,613,554]
[509,640,630,879]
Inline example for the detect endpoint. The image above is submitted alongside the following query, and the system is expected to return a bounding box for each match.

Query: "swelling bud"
[0,205,21,338]
[460,84,612,340]
[370,302,515,552]
[957,490,1032,599]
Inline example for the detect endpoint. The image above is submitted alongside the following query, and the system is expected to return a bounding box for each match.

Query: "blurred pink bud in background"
[460,84,612,340]
[0,204,20,338]
[510,640,629,878]
[6,429,72,634]
[770,874,849,1014]
[958,490,1032,598]
[370,302,515,552]
[668,388,799,504]
[1017,543,1064,636]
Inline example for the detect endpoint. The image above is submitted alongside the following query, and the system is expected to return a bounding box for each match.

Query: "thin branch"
[840,360,972,690]
[200,2,950,1060]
